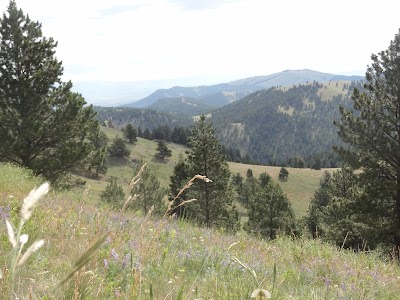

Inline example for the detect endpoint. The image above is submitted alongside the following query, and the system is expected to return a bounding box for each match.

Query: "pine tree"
[279,167,289,180]
[100,177,125,209]
[185,115,240,231]
[124,124,137,144]
[307,167,380,249]
[169,160,189,217]
[155,140,172,160]
[239,170,258,208]
[245,176,295,239]
[88,146,108,177]
[108,136,130,158]
[0,1,99,181]
[307,171,332,238]
[87,131,108,177]
[334,29,400,252]
[130,164,166,216]
[137,126,143,138]
[143,128,152,140]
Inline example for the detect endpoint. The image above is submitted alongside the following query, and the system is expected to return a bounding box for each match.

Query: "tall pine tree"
[334,29,400,252]
[0,1,99,180]
[185,115,240,231]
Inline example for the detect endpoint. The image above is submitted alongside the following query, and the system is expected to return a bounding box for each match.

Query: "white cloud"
[1,0,400,84]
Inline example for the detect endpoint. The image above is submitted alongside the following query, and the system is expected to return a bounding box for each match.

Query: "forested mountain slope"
[94,106,192,130]
[210,81,362,166]
[148,97,216,115]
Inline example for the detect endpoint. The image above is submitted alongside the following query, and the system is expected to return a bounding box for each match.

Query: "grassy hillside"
[99,127,329,215]
[1,163,400,299]
[98,126,330,216]
[229,163,333,216]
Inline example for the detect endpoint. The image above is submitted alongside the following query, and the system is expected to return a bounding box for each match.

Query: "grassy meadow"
[99,126,329,216]
[1,163,400,299]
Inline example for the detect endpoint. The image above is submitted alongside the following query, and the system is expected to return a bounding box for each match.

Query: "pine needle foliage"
[184,115,240,231]
[0,1,99,181]
[334,28,400,252]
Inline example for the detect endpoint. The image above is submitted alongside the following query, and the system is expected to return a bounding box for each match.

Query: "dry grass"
[229,162,337,216]
[1,163,400,299]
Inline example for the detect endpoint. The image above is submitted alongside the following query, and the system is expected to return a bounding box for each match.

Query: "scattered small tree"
[155,140,172,160]
[246,179,295,239]
[246,168,254,179]
[259,172,272,187]
[108,136,131,158]
[279,167,289,180]
[143,128,152,140]
[87,131,109,177]
[124,124,137,144]
[307,171,331,238]
[100,177,125,209]
[169,159,189,217]
[130,164,166,216]
[88,147,108,177]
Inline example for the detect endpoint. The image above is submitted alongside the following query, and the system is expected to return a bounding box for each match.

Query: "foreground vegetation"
[1,163,400,299]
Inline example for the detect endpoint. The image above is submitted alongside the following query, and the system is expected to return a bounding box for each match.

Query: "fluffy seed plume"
[251,289,271,299]
[19,234,29,246]
[5,219,16,248]
[17,239,45,266]
[21,182,50,222]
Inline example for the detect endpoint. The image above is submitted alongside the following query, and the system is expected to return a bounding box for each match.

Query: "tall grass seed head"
[5,219,16,248]
[17,239,45,266]
[251,289,271,299]
[21,182,50,222]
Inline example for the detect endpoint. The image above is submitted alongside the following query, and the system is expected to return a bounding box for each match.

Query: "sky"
[1,0,400,103]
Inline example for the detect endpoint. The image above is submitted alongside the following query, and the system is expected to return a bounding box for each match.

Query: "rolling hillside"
[94,127,332,215]
[94,79,362,167]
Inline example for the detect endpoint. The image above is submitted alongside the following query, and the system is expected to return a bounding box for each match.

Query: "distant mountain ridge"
[148,97,217,115]
[121,69,364,110]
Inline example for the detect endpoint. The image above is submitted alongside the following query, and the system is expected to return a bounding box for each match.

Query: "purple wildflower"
[122,253,130,269]
[0,205,10,221]
[111,248,119,261]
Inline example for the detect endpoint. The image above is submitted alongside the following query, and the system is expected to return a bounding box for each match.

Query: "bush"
[279,167,289,180]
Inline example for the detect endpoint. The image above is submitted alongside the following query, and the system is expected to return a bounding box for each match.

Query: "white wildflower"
[251,289,271,299]
[19,234,29,246]
[21,182,50,222]
[5,219,16,248]
[17,239,45,266]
